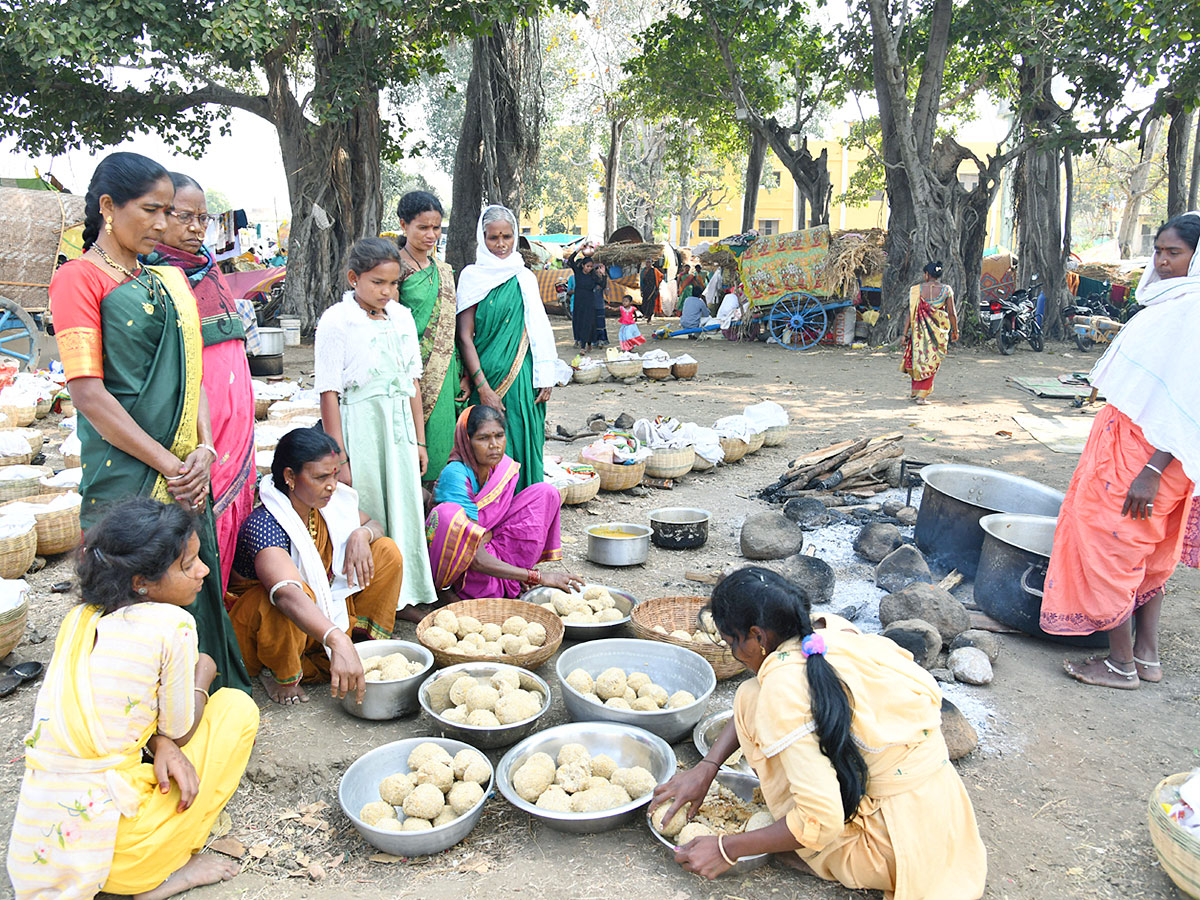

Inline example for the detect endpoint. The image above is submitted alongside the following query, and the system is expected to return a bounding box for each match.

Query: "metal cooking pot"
[648,507,711,550]
[915,464,1064,576]
[254,327,285,357]
[586,523,651,566]
[975,514,1106,648]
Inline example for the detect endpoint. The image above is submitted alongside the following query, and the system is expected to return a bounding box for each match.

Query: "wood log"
[835,443,904,481]
[937,570,964,592]
[788,437,870,482]
[786,439,858,470]
[845,484,888,497]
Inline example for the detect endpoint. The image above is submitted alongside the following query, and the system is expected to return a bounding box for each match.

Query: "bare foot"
[1063,656,1139,690]
[259,671,308,704]
[132,853,239,900]
[1133,653,1162,683]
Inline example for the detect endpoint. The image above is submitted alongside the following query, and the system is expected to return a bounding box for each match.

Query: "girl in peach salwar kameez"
[651,568,986,899]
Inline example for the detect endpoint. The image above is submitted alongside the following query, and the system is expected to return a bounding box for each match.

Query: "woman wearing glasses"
[143,174,257,594]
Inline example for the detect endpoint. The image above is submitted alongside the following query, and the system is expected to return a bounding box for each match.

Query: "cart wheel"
[767,293,828,350]
[0,297,42,371]
[1074,334,1093,353]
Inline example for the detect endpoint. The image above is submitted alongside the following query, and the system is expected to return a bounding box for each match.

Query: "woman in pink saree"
[426,405,583,598]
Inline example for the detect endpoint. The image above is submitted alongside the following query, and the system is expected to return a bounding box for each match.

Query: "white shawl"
[258,475,364,648]
[1090,211,1200,482]
[456,206,559,388]
[313,291,422,395]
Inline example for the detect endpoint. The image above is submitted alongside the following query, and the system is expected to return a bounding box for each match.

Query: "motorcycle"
[978,294,1005,338]
[995,276,1044,354]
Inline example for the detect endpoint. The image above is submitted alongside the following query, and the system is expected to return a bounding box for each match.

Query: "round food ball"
[631,697,659,712]
[402,783,445,820]
[456,615,483,636]
[433,609,458,633]
[432,807,459,827]
[460,632,485,648]
[594,667,627,701]
[565,668,594,695]
[670,629,694,642]
[536,785,573,811]
[458,643,483,657]
[622,686,638,704]
[462,759,492,786]
[652,624,668,635]
[365,669,384,682]
[480,622,503,642]
[570,784,631,813]
[407,741,453,771]
[447,780,485,815]
[379,659,412,681]
[466,708,501,727]
[500,633,525,655]
[517,641,536,654]
[611,765,656,799]
[465,684,500,712]
[526,752,556,771]
[651,802,688,838]
[564,610,594,624]
[521,622,547,647]
[423,625,457,651]
[375,817,404,832]
[554,761,591,794]
[677,822,713,844]
[596,608,623,623]
[496,689,541,725]
[668,690,696,709]
[513,759,554,802]
[582,692,603,705]
[604,697,632,710]
[582,775,611,791]
[415,761,454,793]
[588,590,616,610]
[401,817,433,832]
[378,772,415,806]
[441,705,468,724]
[540,602,556,612]
[637,683,669,708]
[359,800,398,826]
[480,640,503,656]
[453,748,488,780]
[449,675,478,707]
[490,669,521,694]
[502,615,529,635]
[590,754,618,779]
[745,810,775,831]
[556,743,591,768]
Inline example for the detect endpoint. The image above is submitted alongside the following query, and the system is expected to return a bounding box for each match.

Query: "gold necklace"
[93,245,149,288]
[307,508,319,541]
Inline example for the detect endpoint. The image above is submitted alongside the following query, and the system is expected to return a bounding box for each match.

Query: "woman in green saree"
[395,191,462,482]
[455,206,560,492]
[48,152,250,695]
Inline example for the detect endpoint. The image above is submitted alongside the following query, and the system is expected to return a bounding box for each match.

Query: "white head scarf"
[456,205,559,388]
[1091,211,1200,481]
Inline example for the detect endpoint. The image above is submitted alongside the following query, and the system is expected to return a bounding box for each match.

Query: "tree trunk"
[448,52,485,273]
[1118,117,1163,258]
[678,176,695,246]
[742,130,766,232]
[1166,107,1192,218]
[1189,115,1200,210]
[603,117,625,240]
[1014,145,1068,337]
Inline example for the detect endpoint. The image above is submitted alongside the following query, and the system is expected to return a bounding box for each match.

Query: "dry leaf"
[369,852,404,864]
[457,857,490,874]
[300,801,329,815]
[277,810,301,821]
[208,811,233,839]
[994,430,1013,438]
[295,852,311,867]
[307,863,326,881]
[209,838,246,859]
[298,815,328,830]
[249,844,270,860]
[1067,867,1084,876]
[329,853,344,869]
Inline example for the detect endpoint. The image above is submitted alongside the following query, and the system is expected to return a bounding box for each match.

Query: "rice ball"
[441,705,468,724]
[554,762,591,794]
[631,697,659,712]
[589,591,616,611]
[677,822,713,844]
[556,743,591,768]
[466,708,501,727]
[637,683,669,708]
[536,785,573,811]
[490,669,521,694]
[513,759,555,802]
[550,591,575,615]
[456,615,483,636]
[423,625,457,651]
[745,810,775,831]
[480,622,503,642]
[402,783,445,820]
[461,758,492,786]
[465,684,500,712]
[364,669,384,682]
[611,766,656,799]
[502,615,529,635]
[604,697,632,710]
[480,641,503,656]
[582,775,611,791]
[380,659,413,681]
[460,632,485,648]
[540,602,556,612]
[652,625,669,635]
[521,622,547,647]
[496,689,541,724]
[582,586,605,601]
[378,772,415,805]
[401,817,433,832]
[564,610,594,623]
[651,802,689,838]
[500,633,525,655]
[526,752,556,771]
[570,784,631,813]
[433,609,459,633]
[622,686,638,704]
[668,690,696,709]
[447,780,485,815]
[582,692,603,705]
[594,667,627,701]
[670,629,693,642]
[408,742,453,771]
[517,641,536,654]
[375,817,404,832]
[415,761,454,793]
[458,643,483,656]
[590,754,618,779]
[453,749,487,780]
[359,800,398,826]
[432,807,459,827]
[596,608,623,623]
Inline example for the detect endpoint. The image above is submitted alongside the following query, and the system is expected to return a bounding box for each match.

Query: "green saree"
[468,277,545,491]
[398,257,461,481]
[77,265,251,695]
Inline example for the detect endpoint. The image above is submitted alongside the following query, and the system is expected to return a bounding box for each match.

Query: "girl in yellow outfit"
[652,567,987,899]
[7,498,259,900]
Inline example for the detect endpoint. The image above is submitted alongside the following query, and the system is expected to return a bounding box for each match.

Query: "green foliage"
[524,123,599,234]
[835,118,884,207]
[205,190,233,215]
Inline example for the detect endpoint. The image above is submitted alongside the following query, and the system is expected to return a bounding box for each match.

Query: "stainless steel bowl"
[338,736,494,856]
[496,721,677,833]
[522,584,638,640]
[645,769,770,874]
[692,709,755,776]
[341,640,434,720]
[418,662,553,749]
[586,523,652,566]
[556,638,716,743]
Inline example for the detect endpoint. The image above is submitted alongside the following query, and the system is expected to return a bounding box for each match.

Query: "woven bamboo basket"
[57,398,74,418]
[39,469,82,496]
[254,397,272,419]
[644,446,695,479]
[416,598,564,671]
[1,493,83,556]
[0,595,29,660]
[572,366,604,385]
[746,431,766,454]
[630,596,743,680]
[0,186,86,312]
[671,361,699,379]
[34,397,52,419]
[0,521,37,580]
[12,428,43,456]
[1148,772,1200,899]
[692,454,715,472]
[761,424,789,447]
[584,456,646,492]
[606,359,642,379]
[268,402,321,422]
[0,443,32,466]
[558,472,601,505]
[0,404,35,427]
[644,364,672,381]
[0,465,53,502]
[719,436,750,464]
[63,450,81,469]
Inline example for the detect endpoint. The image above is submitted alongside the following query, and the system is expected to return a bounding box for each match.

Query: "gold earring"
[760,646,767,657]
[105,216,113,235]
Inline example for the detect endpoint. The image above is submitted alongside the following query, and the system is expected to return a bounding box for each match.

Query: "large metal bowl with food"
[418,662,553,749]
[340,640,434,721]
[692,709,755,776]
[556,638,716,743]
[645,769,770,875]
[338,737,493,856]
[522,584,638,640]
[496,721,677,834]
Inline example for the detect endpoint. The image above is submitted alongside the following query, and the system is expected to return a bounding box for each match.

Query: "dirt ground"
[2,321,1196,900]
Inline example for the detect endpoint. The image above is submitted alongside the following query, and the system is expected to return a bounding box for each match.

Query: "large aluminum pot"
[586,523,651,566]
[975,514,1106,648]
[254,327,285,357]
[915,464,1064,576]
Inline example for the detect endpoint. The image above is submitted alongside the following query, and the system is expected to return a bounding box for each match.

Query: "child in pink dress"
[618,294,646,351]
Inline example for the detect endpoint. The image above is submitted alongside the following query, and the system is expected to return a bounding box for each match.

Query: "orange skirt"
[1040,405,1194,635]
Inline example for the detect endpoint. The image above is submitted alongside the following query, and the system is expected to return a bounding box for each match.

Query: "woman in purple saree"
[426,405,583,598]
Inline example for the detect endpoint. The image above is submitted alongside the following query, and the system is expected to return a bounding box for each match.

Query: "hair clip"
[800,633,826,658]
[91,547,108,565]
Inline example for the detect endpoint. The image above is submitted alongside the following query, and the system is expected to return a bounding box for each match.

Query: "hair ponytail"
[709,566,868,820]
[81,152,169,250]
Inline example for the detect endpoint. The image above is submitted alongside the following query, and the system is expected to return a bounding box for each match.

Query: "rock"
[740,512,805,561]
[874,544,933,593]
[884,458,903,487]
[879,583,970,644]
[613,412,635,430]
[853,523,902,563]
[896,506,919,526]
[882,619,942,668]
[833,604,861,622]
[948,647,993,685]
[930,667,954,683]
[950,630,1002,663]
[940,698,978,760]
[881,499,905,516]
[776,553,835,603]
[782,497,830,529]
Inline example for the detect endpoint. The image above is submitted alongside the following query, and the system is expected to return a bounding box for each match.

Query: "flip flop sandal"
[0,672,21,698]
[10,660,43,683]
[51,581,73,593]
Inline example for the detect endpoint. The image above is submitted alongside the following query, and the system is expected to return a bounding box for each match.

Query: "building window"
[761,171,781,190]
[758,219,779,236]
[698,219,720,238]
[958,174,979,192]
[521,227,532,235]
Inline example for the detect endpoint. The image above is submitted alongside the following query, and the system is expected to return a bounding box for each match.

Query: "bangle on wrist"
[321,625,339,647]
[1144,462,1164,476]
[696,759,720,770]
[196,443,217,459]
[194,687,210,701]
[717,834,737,866]
[525,568,541,586]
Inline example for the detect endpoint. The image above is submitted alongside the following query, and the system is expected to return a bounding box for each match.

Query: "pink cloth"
[1183,500,1200,568]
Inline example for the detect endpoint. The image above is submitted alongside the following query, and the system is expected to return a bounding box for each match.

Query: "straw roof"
[0,187,86,310]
